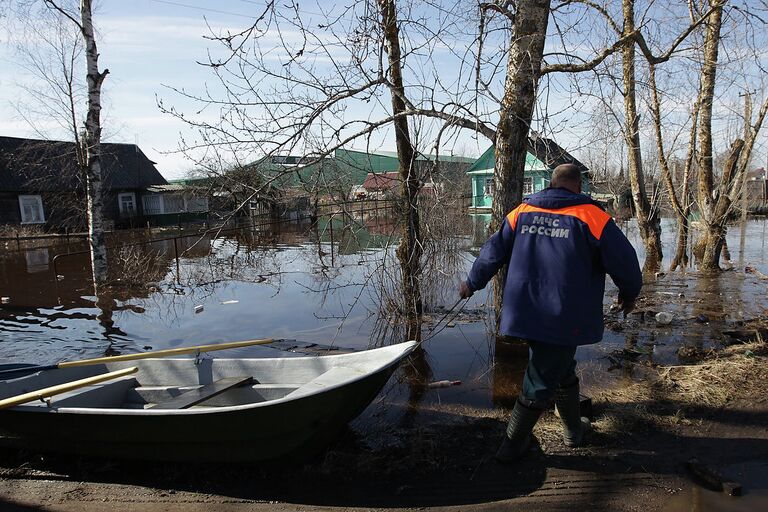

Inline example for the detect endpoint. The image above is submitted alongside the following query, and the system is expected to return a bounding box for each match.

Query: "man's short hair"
[551,164,582,189]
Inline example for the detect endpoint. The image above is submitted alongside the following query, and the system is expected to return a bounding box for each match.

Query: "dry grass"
[0,225,44,238]
[592,339,767,438]
[107,245,158,289]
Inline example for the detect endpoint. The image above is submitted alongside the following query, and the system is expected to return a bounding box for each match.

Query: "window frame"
[523,177,534,195]
[18,195,46,224]
[483,176,494,196]
[118,192,137,217]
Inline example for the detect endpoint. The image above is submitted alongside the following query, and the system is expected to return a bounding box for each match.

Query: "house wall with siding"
[0,193,21,225]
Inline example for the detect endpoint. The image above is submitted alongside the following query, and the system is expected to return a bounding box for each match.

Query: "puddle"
[665,461,768,512]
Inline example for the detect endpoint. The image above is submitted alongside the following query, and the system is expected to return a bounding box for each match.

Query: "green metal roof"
[466,145,496,173]
[174,147,476,190]
[339,148,476,164]
[466,146,548,174]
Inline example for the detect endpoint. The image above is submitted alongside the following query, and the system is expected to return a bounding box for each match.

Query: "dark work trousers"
[521,340,577,408]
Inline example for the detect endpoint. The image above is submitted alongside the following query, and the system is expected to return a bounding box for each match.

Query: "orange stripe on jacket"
[506,203,611,240]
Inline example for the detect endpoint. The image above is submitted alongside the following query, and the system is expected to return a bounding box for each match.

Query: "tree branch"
[541,30,637,75]
[42,0,83,32]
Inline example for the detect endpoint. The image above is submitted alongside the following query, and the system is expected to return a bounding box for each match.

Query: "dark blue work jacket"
[466,188,642,346]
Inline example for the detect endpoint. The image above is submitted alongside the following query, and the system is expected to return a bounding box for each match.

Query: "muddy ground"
[1,274,768,511]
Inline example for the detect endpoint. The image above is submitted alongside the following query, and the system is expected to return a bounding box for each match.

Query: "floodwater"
[664,461,768,512]
[1,214,767,414]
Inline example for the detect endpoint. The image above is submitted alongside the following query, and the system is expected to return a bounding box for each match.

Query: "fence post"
[173,237,180,283]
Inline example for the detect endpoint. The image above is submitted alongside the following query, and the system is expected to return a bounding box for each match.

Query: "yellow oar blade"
[57,338,275,368]
[0,367,139,410]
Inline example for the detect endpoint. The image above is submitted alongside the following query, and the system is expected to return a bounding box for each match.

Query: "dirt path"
[0,465,680,512]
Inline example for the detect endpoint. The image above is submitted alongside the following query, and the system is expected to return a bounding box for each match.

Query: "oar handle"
[0,367,139,410]
[57,338,276,368]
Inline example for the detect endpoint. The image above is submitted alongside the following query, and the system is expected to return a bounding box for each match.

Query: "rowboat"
[0,340,417,462]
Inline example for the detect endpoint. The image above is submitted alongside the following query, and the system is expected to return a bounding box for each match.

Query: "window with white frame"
[142,194,163,215]
[483,176,494,196]
[164,194,185,213]
[118,192,137,217]
[18,195,45,224]
[523,177,534,195]
[186,196,209,212]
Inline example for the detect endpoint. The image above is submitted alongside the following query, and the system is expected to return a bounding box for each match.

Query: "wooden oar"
[0,338,276,378]
[0,367,138,410]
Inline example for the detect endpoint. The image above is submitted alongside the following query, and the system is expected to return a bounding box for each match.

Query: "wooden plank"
[0,367,138,410]
[150,377,253,409]
[59,339,275,368]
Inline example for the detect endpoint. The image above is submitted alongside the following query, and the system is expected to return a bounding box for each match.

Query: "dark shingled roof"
[527,135,589,173]
[0,135,168,192]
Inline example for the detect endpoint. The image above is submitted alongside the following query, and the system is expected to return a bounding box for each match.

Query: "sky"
[0,0,500,180]
[1,1,767,181]
[0,0,345,179]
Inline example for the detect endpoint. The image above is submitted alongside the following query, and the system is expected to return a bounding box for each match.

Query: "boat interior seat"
[148,376,253,409]
[128,383,299,406]
[284,366,363,399]
[18,376,139,409]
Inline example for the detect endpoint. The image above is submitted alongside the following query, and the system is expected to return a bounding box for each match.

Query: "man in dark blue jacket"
[460,163,642,462]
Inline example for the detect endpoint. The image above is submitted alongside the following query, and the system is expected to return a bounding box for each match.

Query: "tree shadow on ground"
[1,400,767,508]
[0,497,44,512]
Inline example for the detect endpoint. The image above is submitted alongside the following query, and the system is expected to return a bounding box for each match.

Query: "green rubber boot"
[495,399,543,464]
[554,378,591,447]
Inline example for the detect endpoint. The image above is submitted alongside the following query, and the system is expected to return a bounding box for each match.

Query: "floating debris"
[686,458,742,496]
[220,300,239,305]
[655,312,673,325]
[427,380,461,388]
[194,305,204,314]
[0,297,9,304]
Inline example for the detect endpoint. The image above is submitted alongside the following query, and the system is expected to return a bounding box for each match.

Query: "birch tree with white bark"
[10,0,110,285]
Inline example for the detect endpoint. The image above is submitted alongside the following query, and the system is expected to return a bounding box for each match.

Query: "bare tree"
[690,0,768,270]
[646,59,702,272]
[10,0,110,285]
[10,8,85,142]
[378,0,423,340]
[620,0,663,273]
[478,0,551,319]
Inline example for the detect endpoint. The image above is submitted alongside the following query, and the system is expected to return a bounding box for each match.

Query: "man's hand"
[616,297,635,318]
[459,281,474,299]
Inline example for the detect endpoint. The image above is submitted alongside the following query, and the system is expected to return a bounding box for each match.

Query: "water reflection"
[491,338,527,408]
[25,248,49,273]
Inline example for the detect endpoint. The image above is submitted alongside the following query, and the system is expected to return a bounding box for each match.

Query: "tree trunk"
[491,0,551,323]
[700,139,745,270]
[648,64,696,272]
[695,1,723,272]
[622,0,662,274]
[378,0,422,341]
[81,0,109,285]
[669,217,689,271]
